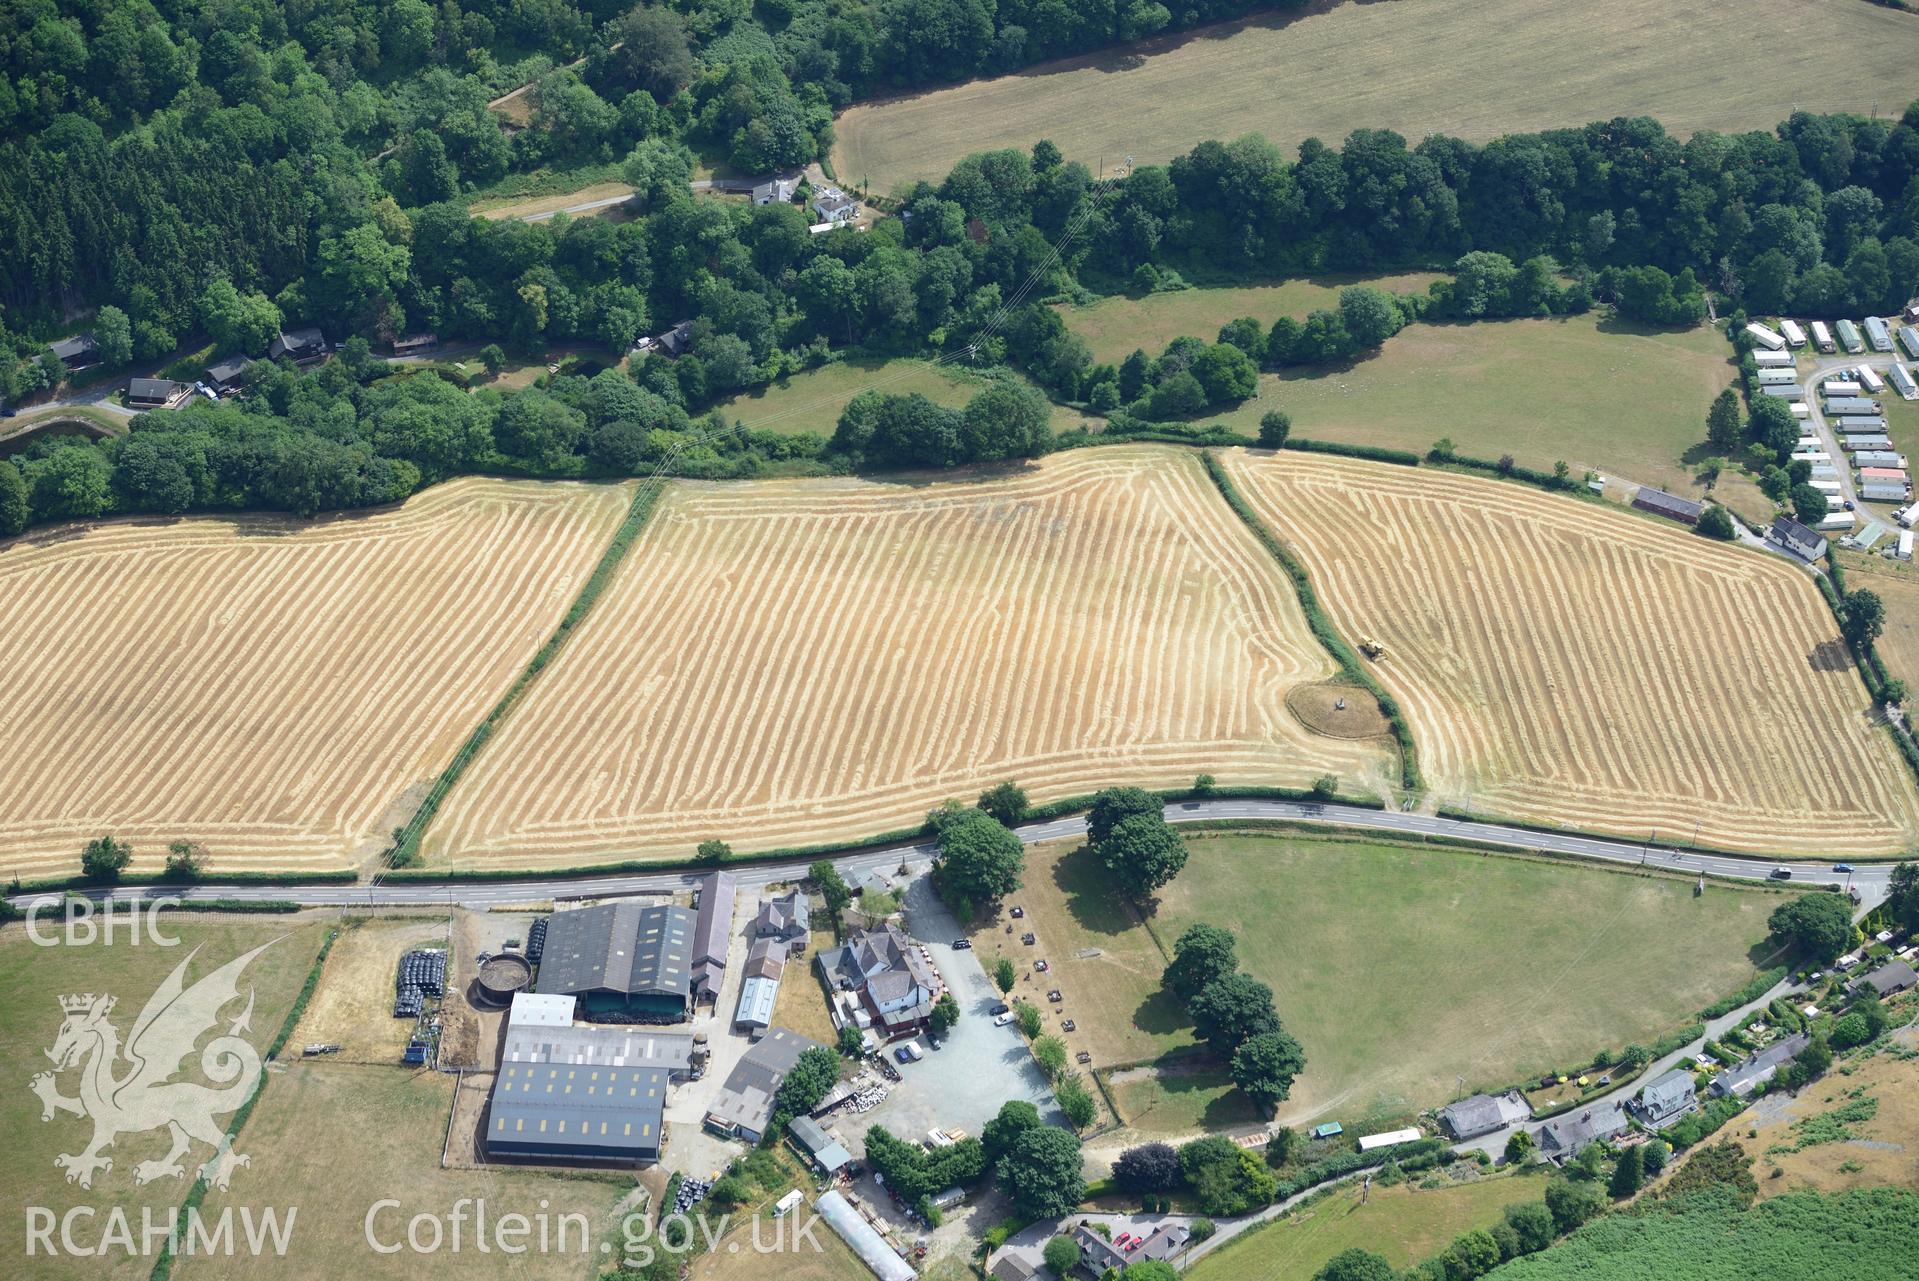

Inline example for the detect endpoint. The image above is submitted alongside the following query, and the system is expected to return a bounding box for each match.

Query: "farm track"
[0,479,633,879]
[424,446,1392,867]
[1220,449,1919,855]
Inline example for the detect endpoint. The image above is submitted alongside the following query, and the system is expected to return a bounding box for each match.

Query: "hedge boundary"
[1199,449,1421,791]
[149,926,337,1281]
[12,868,357,894]
[384,481,667,867]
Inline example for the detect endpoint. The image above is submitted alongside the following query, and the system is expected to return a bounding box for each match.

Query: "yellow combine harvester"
[1358,636,1385,659]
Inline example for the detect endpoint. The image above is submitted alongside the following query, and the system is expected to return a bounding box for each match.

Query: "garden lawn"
[715,357,1088,436]
[1154,833,1783,1126]
[1187,1171,1549,1281]
[1206,314,1736,495]
[1056,274,1441,365]
[1835,550,1919,688]
[1106,1057,1262,1134]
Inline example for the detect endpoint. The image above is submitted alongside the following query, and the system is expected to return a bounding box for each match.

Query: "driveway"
[844,873,1059,1155]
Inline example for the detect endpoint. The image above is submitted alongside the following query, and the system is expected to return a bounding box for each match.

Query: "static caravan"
[1901,325,1919,361]
[1861,481,1910,503]
[1837,319,1865,353]
[1781,319,1809,347]
[1812,465,1839,480]
[1896,503,1919,528]
[1889,365,1917,400]
[1827,397,1881,415]
[1756,367,1799,384]
[1791,402,1812,419]
[1835,417,1889,433]
[1856,365,1888,394]
[1860,466,1909,482]
[1841,437,1894,452]
[1867,316,1894,351]
[1810,479,1844,495]
[1793,451,1832,465]
[1811,321,1836,353]
[1819,511,1859,530]
[1901,530,1915,561]
[1759,384,1803,400]
[1826,493,1848,510]
[1753,348,1795,367]
[1853,451,1905,468]
[1745,321,1788,351]
[1823,379,1864,397]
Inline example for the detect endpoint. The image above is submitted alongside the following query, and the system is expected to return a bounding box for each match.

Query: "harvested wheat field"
[1218,449,1919,855]
[426,446,1392,866]
[0,479,631,878]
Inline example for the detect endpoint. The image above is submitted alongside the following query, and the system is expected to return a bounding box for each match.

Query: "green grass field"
[1201,313,1735,495]
[1188,1170,1550,1281]
[0,916,328,1281]
[715,356,1090,436]
[980,832,1783,1133]
[1056,274,1441,365]
[834,0,1919,193]
[1107,1058,1262,1134]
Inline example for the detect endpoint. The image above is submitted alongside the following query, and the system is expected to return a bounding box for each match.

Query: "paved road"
[8,799,1889,912]
[1801,345,1916,524]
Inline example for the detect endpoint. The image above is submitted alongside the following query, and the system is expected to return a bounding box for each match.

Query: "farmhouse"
[50,333,101,371]
[692,871,737,1004]
[127,377,189,409]
[534,900,694,1018]
[733,936,786,1031]
[266,327,327,364]
[1709,1031,1810,1098]
[1628,1069,1698,1129]
[1851,958,1917,999]
[811,186,860,223]
[786,1115,853,1175]
[816,923,942,1040]
[204,355,251,393]
[749,176,800,205]
[1630,486,1702,525]
[751,890,810,945]
[1535,1099,1630,1161]
[1437,1090,1531,1140]
[703,1027,827,1142]
[1766,515,1828,562]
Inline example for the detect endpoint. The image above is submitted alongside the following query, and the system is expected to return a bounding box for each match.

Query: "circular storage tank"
[476,953,532,1004]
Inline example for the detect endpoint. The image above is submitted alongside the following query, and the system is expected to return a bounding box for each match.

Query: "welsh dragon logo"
[31,941,275,1190]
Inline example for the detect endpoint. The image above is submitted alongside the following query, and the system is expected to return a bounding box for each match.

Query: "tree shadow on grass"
[1132,988,1191,1040]
[1052,842,1143,939]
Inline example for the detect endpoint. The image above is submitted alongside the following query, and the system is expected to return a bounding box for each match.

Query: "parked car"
[894,1045,918,1064]
[951,939,972,949]
[993,1011,1015,1026]
[989,1002,1010,1016]
[926,1033,944,1051]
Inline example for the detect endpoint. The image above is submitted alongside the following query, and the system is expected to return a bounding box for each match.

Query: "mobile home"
[1811,465,1839,480]
[1834,417,1888,433]
[1780,319,1809,348]
[1759,385,1803,400]
[1756,367,1798,384]
[1866,316,1894,352]
[1745,321,1788,351]
[1827,397,1881,415]
[1810,479,1843,495]
[1818,511,1859,530]
[1901,530,1915,561]
[1811,320,1835,353]
[1841,437,1894,452]
[1823,379,1863,397]
[1896,503,1919,528]
[1853,451,1905,468]
[1752,348,1795,367]
[1790,402,1811,419]
[1861,481,1910,503]
[1856,365,1887,394]
[1836,319,1864,353]
[1901,325,1919,361]
[1889,365,1917,400]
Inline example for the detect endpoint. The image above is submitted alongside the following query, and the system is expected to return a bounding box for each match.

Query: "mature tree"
[480,344,507,376]
[1889,862,1919,931]
[1696,505,1735,540]
[982,1100,1043,1162]
[993,956,1017,993]
[1829,1011,1872,1049]
[1113,1141,1180,1192]
[1503,1200,1557,1254]
[1640,1139,1670,1176]
[930,993,961,1035]
[594,7,694,102]
[1706,387,1742,452]
[80,835,132,881]
[1503,1128,1535,1166]
[1257,409,1292,449]
[1842,588,1886,649]
[199,278,282,356]
[1014,1000,1042,1038]
[1442,1230,1501,1281]
[695,839,731,864]
[1767,892,1854,962]
[1608,1143,1644,1198]
[1543,1178,1605,1233]
[1117,1264,1176,1281]
[1337,286,1404,348]
[934,810,1024,909]
[1042,1236,1081,1278]
[1088,785,1161,845]
[1185,1143,1276,1215]
[1099,811,1188,900]
[1230,1029,1307,1109]
[837,1024,864,1057]
[1311,1249,1395,1281]
[1189,343,1258,405]
[996,1125,1086,1218]
[95,306,132,367]
[810,860,852,916]
[1055,1074,1097,1129]
[1165,923,1238,999]
[0,460,30,536]
[162,841,207,881]
[1795,1034,1834,1081]
[1191,973,1281,1054]
[1790,481,1831,527]
[1033,1035,1068,1079]
[978,781,1028,827]
[960,381,1052,460]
